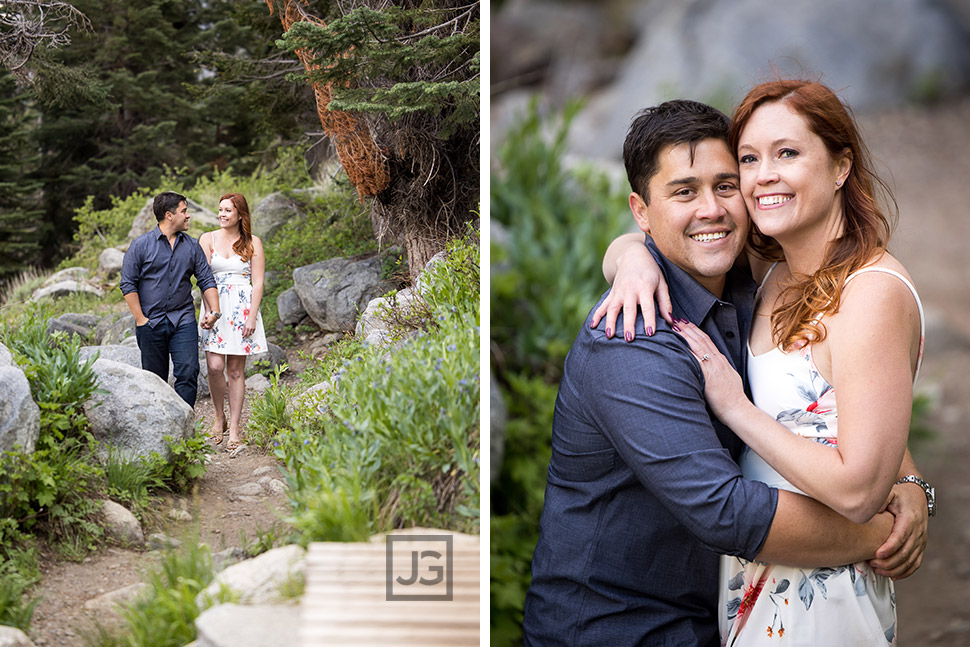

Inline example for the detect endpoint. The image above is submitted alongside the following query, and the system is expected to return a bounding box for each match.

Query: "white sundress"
[200,249,267,355]
[718,266,925,647]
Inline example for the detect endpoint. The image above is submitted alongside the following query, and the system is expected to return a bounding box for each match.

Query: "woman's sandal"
[226,440,241,451]
[209,419,228,446]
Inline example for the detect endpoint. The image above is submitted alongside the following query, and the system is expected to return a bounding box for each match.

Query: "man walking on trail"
[120,191,221,407]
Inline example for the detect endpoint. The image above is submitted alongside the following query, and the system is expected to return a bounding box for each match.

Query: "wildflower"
[447,344,457,352]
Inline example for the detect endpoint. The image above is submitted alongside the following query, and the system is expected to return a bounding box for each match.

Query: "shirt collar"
[154,225,188,244]
[645,239,754,324]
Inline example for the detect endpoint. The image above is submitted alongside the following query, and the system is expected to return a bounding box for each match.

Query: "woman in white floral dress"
[199,193,267,450]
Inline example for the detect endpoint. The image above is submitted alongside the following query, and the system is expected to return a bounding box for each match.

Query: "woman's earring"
[836,179,843,187]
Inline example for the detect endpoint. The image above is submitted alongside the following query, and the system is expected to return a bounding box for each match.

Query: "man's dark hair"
[153,191,188,222]
[623,100,730,204]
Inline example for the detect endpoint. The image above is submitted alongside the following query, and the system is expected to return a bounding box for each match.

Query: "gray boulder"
[84,359,195,462]
[80,344,141,368]
[98,247,126,279]
[569,0,970,160]
[194,604,300,647]
[251,192,302,241]
[126,196,218,242]
[0,625,37,647]
[198,544,306,607]
[245,342,287,378]
[100,499,145,548]
[48,312,100,340]
[293,255,394,333]
[0,342,13,367]
[96,312,136,345]
[44,267,90,284]
[32,279,104,301]
[276,286,307,326]
[0,365,40,454]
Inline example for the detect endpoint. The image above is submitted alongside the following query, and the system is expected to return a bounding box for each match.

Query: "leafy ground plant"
[278,235,480,542]
[81,541,233,647]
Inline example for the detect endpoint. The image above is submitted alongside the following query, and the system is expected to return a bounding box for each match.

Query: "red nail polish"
[646,326,654,337]
[672,323,681,332]
[605,327,612,338]
[625,330,633,342]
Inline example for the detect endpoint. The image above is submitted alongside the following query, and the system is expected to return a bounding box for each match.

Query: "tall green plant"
[491,100,630,378]
[278,235,480,541]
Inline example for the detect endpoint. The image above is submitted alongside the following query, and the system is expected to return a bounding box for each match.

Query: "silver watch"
[896,475,936,517]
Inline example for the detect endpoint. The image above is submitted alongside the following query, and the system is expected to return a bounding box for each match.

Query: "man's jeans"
[135,317,199,407]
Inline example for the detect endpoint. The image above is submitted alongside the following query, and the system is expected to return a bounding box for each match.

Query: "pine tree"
[25,0,303,264]
[271,0,480,280]
[0,68,43,279]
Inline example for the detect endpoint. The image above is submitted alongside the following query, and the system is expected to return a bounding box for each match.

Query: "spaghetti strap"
[846,267,925,382]
[759,262,779,289]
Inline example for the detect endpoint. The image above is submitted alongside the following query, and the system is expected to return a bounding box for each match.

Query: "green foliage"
[240,521,293,559]
[489,375,557,646]
[142,431,215,495]
[282,5,479,136]
[0,559,40,632]
[491,99,631,378]
[489,103,630,646]
[0,307,105,553]
[104,449,165,520]
[85,542,232,647]
[277,236,480,542]
[0,69,43,279]
[247,364,294,448]
[67,190,153,270]
[21,0,315,272]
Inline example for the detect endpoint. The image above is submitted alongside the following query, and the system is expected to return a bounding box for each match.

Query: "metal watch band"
[896,475,936,517]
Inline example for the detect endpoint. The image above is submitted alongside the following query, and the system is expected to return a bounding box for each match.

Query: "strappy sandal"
[209,419,228,445]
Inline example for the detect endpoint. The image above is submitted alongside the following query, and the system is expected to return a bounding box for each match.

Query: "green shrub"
[0,308,106,553]
[104,449,164,519]
[83,541,233,647]
[142,430,215,495]
[277,236,480,541]
[0,559,39,632]
[491,99,630,377]
[247,364,294,448]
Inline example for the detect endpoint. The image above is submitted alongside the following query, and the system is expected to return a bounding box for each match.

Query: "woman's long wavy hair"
[221,193,254,262]
[728,80,898,350]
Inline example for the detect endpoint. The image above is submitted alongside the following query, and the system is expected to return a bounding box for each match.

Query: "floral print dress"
[718,267,924,647]
[199,249,266,355]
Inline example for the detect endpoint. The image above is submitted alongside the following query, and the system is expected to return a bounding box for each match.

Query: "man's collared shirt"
[120,226,216,328]
[523,240,778,647]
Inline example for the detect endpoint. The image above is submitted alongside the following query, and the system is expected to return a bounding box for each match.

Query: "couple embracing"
[523,80,932,646]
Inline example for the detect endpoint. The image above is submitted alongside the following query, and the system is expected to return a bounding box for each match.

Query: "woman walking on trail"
[199,193,267,451]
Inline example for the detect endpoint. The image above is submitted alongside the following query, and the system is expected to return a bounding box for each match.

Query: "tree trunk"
[404,231,440,283]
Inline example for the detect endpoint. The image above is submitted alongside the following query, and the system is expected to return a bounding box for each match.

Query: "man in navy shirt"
[120,191,221,407]
[522,101,926,646]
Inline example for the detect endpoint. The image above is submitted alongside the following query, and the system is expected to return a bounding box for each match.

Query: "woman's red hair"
[221,193,254,262]
[728,80,898,350]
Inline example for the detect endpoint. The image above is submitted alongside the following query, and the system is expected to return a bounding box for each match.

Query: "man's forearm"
[756,490,893,567]
[123,292,147,325]
[202,287,220,313]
